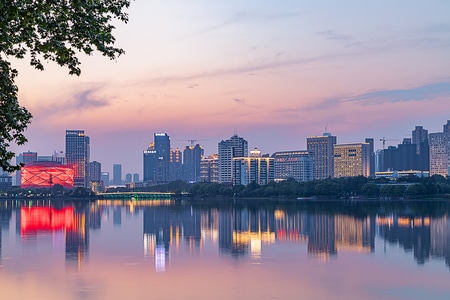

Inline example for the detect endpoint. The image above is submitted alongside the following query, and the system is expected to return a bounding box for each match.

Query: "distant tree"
[0,1,131,172]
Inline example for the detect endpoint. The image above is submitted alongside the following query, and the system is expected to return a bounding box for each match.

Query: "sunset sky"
[10,0,450,177]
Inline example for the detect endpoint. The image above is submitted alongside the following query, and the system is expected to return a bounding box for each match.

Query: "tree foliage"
[0,0,130,172]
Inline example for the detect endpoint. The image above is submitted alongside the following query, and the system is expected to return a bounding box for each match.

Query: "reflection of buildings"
[307,214,337,258]
[65,205,89,269]
[430,215,450,268]
[219,208,276,258]
[334,215,375,253]
[376,214,431,265]
[0,204,13,259]
[143,206,202,272]
[17,205,89,269]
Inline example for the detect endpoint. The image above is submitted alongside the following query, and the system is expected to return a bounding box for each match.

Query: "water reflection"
[0,199,450,272]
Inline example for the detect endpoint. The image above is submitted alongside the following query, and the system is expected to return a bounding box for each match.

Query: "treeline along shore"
[3,175,450,201]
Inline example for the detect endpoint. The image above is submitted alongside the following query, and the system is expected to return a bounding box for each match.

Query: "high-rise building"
[133,173,139,183]
[444,120,450,133]
[412,126,428,154]
[333,142,371,178]
[429,126,450,176]
[232,148,274,186]
[218,135,248,184]
[65,130,90,188]
[272,150,313,182]
[365,138,375,177]
[200,154,219,183]
[113,164,122,185]
[89,161,101,182]
[101,172,110,186]
[307,133,337,180]
[125,173,132,183]
[143,133,171,183]
[169,148,182,181]
[183,144,204,182]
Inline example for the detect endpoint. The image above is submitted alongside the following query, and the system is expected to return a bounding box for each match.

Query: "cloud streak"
[343,82,450,105]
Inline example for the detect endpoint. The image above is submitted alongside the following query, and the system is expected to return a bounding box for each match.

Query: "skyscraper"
[412,126,428,155]
[307,133,337,180]
[113,164,122,185]
[232,148,274,185]
[169,148,182,181]
[218,134,248,184]
[89,161,101,182]
[333,142,371,178]
[183,144,204,182]
[65,130,90,188]
[201,154,219,183]
[143,133,171,183]
[428,121,450,176]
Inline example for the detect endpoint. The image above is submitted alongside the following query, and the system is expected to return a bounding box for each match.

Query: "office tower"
[125,173,132,183]
[101,172,110,186]
[183,144,204,182]
[89,161,101,182]
[143,133,171,183]
[113,164,122,185]
[200,154,219,183]
[333,142,371,178]
[412,126,428,154]
[429,130,450,177]
[169,148,182,181]
[307,132,337,179]
[232,148,274,186]
[218,134,248,184]
[365,138,375,177]
[65,130,90,188]
[272,150,313,182]
[444,120,450,133]
[133,173,139,183]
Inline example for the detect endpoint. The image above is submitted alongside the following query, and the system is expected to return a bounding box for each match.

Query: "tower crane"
[379,137,399,150]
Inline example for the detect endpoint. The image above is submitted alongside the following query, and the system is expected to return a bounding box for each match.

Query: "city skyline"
[9,1,450,176]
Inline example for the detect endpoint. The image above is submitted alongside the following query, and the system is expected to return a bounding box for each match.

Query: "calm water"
[1,198,450,300]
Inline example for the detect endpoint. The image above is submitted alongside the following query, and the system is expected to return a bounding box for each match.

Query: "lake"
[0,198,449,300]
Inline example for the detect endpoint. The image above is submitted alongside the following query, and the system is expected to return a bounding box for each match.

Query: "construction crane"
[380,137,399,150]
[174,139,208,146]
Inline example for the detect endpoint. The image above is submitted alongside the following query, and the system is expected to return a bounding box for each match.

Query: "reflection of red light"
[20,207,74,235]
[21,162,74,188]
[277,229,286,239]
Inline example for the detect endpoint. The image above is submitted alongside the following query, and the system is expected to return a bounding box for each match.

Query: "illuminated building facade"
[429,121,450,176]
[200,154,219,183]
[65,130,90,188]
[21,162,74,188]
[307,133,337,180]
[218,135,248,184]
[272,150,313,182]
[143,133,171,183]
[232,148,274,186]
[333,142,371,178]
[169,148,182,181]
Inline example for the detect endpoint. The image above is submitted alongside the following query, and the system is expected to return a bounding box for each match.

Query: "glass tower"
[65,130,90,188]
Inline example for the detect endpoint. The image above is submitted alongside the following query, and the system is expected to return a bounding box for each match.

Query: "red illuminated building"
[21,162,74,188]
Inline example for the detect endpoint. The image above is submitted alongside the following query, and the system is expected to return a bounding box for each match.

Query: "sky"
[10,0,450,177]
